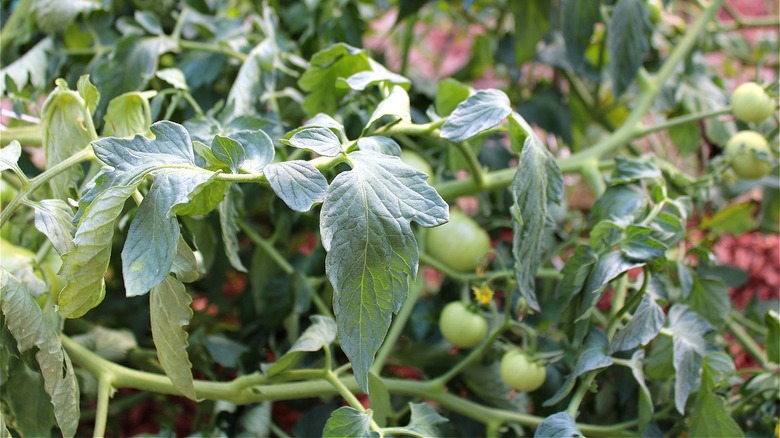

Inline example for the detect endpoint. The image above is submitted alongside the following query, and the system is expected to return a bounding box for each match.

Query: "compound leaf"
[607,0,652,96]
[32,199,76,255]
[320,150,448,391]
[0,141,22,173]
[365,85,411,131]
[281,127,343,157]
[299,43,371,115]
[610,294,665,353]
[562,0,600,71]
[323,407,379,438]
[535,412,583,438]
[397,403,448,436]
[267,315,336,377]
[102,91,152,137]
[669,304,713,414]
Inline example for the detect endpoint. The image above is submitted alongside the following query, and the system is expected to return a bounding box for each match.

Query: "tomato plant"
[439,301,488,348]
[1,0,778,437]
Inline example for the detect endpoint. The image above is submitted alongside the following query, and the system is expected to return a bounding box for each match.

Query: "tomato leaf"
[337,59,410,91]
[577,251,644,320]
[441,89,512,143]
[686,276,731,328]
[554,245,598,303]
[356,136,401,156]
[509,113,563,311]
[150,275,196,400]
[562,0,600,71]
[281,127,343,157]
[688,354,743,437]
[610,294,665,353]
[32,199,76,256]
[608,158,662,185]
[397,403,448,436]
[511,0,551,66]
[322,407,379,438]
[367,372,391,427]
[299,43,371,115]
[625,350,654,429]
[607,0,653,96]
[102,91,152,137]
[575,328,613,375]
[218,186,247,272]
[535,412,583,438]
[435,78,472,117]
[669,304,713,414]
[1,38,52,91]
[211,135,246,173]
[267,315,336,377]
[365,85,411,132]
[42,80,96,199]
[0,141,22,173]
[122,169,217,297]
[171,238,200,283]
[320,150,448,391]
[1,269,80,437]
[766,310,780,364]
[264,161,328,212]
[59,184,139,318]
[227,39,277,116]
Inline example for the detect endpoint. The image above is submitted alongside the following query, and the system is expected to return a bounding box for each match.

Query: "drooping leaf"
[669,304,713,414]
[156,68,189,90]
[509,113,563,311]
[364,85,411,131]
[621,230,667,263]
[299,43,371,115]
[435,78,472,117]
[766,310,780,364]
[171,238,200,284]
[218,186,247,272]
[701,202,758,237]
[320,150,448,391]
[511,0,552,66]
[227,39,277,116]
[356,136,401,156]
[3,356,58,437]
[122,169,217,297]
[0,240,46,298]
[607,0,652,96]
[32,199,76,255]
[441,89,512,143]
[264,161,329,212]
[102,91,152,137]
[610,294,665,353]
[267,315,337,376]
[0,141,22,173]
[281,127,343,157]
[150,276,196,400]
[578,251,644,319]
[562,0,600,71]
[688,353,744,437]
[59,184,139,318]
[590,184,649,222]
[41,80,96,199]
[76,75,100,114]
[322,407,379,438]
[625,350,654,429]
[535,412,583,438]
[1,269,80,437]
[70,326,138,362]
[397,403,448,436]
[575,328,613,376]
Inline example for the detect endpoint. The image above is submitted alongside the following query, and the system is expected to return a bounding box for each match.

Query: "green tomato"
[400,150,433,179]
[438,301,488,348]
[500,349,547,392]
[726,130,773,180]
[426,211,490,272]
[731,82,775,123]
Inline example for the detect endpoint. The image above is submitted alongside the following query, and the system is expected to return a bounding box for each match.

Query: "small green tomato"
[426,211,491,272]
[500,349,547,392]
[438,301,488,349]
[731,82,775,123]
[726,130,773,180]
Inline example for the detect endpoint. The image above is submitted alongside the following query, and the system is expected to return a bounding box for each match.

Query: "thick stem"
[727,317,768,368]
[93,374,113,438]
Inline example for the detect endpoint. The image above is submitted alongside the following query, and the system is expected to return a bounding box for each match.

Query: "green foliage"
[1,0,777,436]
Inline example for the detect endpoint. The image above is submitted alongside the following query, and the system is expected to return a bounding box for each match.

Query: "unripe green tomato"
[400,150,433,179]
[731,82,775,123]
[646,0,662,24]
[725,130,773,180]
[426,211,490,272]
[500,349,547,392]
[438,301,488,348]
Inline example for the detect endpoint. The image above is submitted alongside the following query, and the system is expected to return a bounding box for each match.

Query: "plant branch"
[726,317,768,368]
[0,147,95,227]
[93,374,113,438]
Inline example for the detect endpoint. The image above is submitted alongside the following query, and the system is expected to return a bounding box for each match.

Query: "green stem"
[726,317,768,367]
[238,221,295,274]
[1,125,42,147]
[177,39,248,62]
[634,107,732,137]
[566,370,597,419]
[0,147,95,227]
[0,0,32,53]
[453,140,486,188]
[93,374,113,438]
[399,13,417,76]
[607,270,649,340]
[420,252,562,283]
